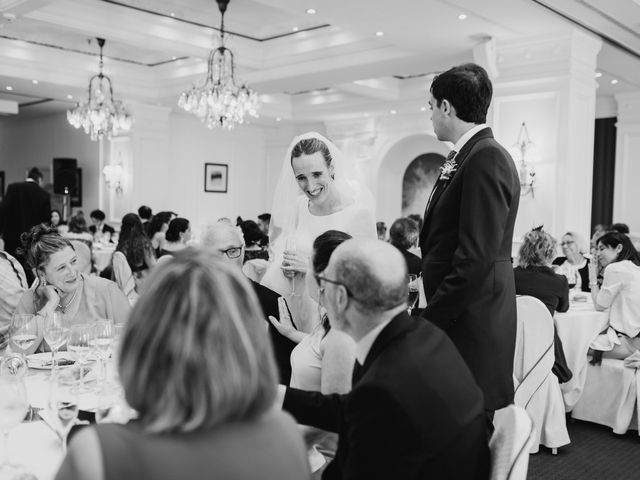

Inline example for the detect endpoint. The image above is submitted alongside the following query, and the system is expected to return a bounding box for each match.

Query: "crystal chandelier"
[67,38,133,141]
[178,0,259,129]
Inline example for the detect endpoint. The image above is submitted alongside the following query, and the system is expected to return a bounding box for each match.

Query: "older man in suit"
[282,239,489,480]
[420,63,520,415]
[0,168,51,258]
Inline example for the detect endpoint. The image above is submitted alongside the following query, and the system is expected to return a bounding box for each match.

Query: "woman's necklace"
[57,287,79,314]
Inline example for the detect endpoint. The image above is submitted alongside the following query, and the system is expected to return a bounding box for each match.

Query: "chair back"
[112,251,138,305]
[69,240,92,275]
[490,405,536,480]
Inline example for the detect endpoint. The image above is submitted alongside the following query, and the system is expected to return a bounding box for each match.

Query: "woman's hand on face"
[281,250,308,275]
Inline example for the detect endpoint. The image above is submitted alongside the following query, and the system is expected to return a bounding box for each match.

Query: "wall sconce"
[512,122,537,198]
[103,164,124,194]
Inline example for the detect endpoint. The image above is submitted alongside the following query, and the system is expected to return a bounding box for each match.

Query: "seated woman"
[269,230,355,463]
[157,217,191,258]
[63,212,94,249]
[13,225,130,355]
[590,231,640,360]
[552,231,591,292]
[114,214,156,298]
[146,211,175,257]
[513,227,572,383]
[50,209,67,234]
[89,209,116,243]
[55,248,310,480]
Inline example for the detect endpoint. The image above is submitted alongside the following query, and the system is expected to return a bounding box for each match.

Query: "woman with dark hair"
[63,211,93,248]
[158,218,191,258]
[56,249,309,480]
[146,211,175,256]
[115,214,156,298]
[13,224,129,354]
[240,220,269,262]
[513,228,572,383]
[89,209,116,243]
[269,230,355,464]
[389,217,421,276]
[50,209,65,231]
[589,231,640,360]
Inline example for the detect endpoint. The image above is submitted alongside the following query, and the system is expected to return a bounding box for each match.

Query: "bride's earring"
[41,278,47,286]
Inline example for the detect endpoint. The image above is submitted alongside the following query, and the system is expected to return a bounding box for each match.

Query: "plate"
[27,352,94,370]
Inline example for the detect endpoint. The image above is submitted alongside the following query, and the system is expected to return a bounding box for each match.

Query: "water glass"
[0,377,29,471]
[48,368,79,454]
[10,315,38,355]
[283,237,297,294]
[67,324,93,393]
[43,312,70,370]
[407,274,420,314]
[90,319,113,389]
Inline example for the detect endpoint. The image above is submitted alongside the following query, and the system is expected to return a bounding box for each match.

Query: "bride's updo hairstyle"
[291,137,333,170]
[20,223,73,271]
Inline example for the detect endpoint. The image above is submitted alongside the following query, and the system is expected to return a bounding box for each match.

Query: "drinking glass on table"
[67,324,93,393]
[48,368,79,454]
[283,237,298,295]
[10,314,38,355]
[407,274,419,314]
[90,319,113,390]
[0,376,29,473]
[43,312,70,371]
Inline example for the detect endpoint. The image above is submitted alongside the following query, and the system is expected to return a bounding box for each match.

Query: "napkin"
[623,350,640,369]
[590,327,620,351]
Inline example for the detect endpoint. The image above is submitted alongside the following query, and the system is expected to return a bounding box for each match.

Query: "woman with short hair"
[55,249,310,480]
[158,217,191,258]
[552,231,591,292]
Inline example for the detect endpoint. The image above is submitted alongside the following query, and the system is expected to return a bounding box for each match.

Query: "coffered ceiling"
[0,0,639,123]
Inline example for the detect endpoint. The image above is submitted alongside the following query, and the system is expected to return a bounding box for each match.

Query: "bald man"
[201,222,297,384]
[282,239,489,480]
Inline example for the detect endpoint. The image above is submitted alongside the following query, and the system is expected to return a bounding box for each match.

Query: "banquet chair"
[111,251,138,305]
[490,405,535,480]
[69,240,92,275]
[513,296,570,453]
[571,357,639,434]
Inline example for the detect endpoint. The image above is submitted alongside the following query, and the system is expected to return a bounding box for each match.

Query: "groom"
[420,63,520,416]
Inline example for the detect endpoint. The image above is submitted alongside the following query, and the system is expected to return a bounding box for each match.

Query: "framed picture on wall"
[204,163,228,193]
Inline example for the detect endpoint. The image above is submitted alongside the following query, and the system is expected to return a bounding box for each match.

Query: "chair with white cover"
[514,296,570,453]
[490,405,536,480]
[111,251,138,306]
[571,357,639,434]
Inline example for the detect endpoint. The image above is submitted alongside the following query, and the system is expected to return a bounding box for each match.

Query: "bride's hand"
[281,250,309,275]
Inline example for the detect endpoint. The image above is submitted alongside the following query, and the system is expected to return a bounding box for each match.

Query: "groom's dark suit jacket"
[420,127,520,411]
[283,313,489,480]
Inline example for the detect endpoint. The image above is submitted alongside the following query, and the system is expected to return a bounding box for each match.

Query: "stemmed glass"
[283,237,297,295]
[407,274,420,314]
[0,376,29,472]
[10,315,39,355]
[48,368,79,454]
[43,312,70,371]
[67,324,93,393]
[90,319,113,390]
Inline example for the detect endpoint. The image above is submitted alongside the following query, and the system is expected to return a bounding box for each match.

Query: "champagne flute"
[10,315,38,355]
[90,319,113,390]
[67,324,93,394]
[0,377,29,472]
[407,274,419,314]
[283,237,297,295]
[48,368,79,454]
[43,312,70,370]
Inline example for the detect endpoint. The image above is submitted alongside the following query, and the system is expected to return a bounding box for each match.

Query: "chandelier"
[512,122,537,198]
[178,0,259,129]
[67,38,133,141]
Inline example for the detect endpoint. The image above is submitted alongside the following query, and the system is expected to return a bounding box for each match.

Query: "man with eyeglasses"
[281,239,489,480]
[200,221,297,384]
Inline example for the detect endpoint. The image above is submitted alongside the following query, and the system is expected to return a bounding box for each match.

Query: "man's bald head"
[200,222,245,268]
[329,239,408,313]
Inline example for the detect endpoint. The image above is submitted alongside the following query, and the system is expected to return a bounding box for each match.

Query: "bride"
[261,132,376,332]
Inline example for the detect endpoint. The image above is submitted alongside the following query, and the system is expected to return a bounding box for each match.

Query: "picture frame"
[204,163,228,193]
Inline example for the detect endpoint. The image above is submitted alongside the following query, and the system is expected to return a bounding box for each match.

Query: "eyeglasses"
[314,273,364,302]
[221,246,243,259]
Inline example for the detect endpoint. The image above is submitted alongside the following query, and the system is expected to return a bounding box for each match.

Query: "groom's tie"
[426,149,457,212]
[352,360,363,385]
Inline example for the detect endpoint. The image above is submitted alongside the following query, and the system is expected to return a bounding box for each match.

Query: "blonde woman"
[56,249,309,480]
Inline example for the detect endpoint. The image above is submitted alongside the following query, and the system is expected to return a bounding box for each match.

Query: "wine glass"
[90,319,113,390]
[48,368,79,454]
[283,237,297,295]
[0,377,29,472]
[407,274,419,314]
[10,314,38,355]
[43,312,70,371]
[67,324,93,393]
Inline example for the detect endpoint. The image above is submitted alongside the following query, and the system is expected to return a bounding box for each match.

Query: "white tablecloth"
[3,421,63,480]
[555,299,609,410]
[92,245,116,273]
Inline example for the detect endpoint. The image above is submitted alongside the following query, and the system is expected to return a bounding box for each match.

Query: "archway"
[402,153,445,217]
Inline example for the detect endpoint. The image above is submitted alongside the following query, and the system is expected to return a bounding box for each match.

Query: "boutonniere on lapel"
[439,157,458,181]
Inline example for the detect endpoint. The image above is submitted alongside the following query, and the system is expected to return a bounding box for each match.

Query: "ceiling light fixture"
[5,86,13,91]
[67,38,133,141]
[32,80,38,85]
[390,110,397,115]
[458,13,467,20]
[306,8,316,14]
[292,27,299,32]
[595,72,602,78]
[66,94,73,99]
[375,31,384,37]
[611,79,618,84]
[178,0,259,130]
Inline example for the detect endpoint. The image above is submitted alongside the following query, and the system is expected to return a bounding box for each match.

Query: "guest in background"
[14,225,129,355]
[240,220,269,262]
[158,218,191,258]
[116,213,157,290]
[388,217,421,276]
[611,223,630,235]
[56,249,309,480]
[514,227,572,383]
[201,222,298,385]
[553,231,591,292]
[89,209,115,243]
[64,212,94,249]
[0,250,27,350]
[407,214,423,232]
[590,231,640,360]
[0,167,51,262]
[146,211,174,256]
[376,221,387,241]
[50,209,66,232]
[590,224,609,256]
[137,205,152,231]
[257,213,271,236]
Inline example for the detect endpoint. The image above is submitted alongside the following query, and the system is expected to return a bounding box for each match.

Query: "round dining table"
[92,243,116,273]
